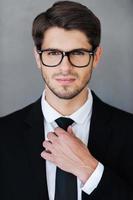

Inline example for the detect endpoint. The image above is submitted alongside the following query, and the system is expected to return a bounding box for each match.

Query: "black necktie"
[54,117,77,200]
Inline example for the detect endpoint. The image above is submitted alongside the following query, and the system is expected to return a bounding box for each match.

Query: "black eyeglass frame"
[37,48,97,68]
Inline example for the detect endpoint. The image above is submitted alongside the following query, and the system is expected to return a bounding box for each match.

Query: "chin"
[51,88,84,100]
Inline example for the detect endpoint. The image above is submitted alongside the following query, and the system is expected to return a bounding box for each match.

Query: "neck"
[44,87,89,116]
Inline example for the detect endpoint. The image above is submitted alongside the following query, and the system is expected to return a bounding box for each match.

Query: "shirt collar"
[41,88,93,124]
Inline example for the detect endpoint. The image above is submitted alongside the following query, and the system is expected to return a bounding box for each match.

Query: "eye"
[71,50,85,56]
[47,50,61,56]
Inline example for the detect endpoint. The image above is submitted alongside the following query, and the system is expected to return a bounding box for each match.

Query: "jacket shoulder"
[0,98,41,127]
[103,101,133,121]
[92,91,133,123]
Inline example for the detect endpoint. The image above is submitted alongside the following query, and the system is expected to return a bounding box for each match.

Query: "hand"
[41,126,98,184]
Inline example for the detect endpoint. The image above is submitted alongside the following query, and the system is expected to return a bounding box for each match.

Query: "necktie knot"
[55,117,74,131]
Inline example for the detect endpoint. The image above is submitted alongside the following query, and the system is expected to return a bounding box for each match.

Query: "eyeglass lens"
[40,49,93,67]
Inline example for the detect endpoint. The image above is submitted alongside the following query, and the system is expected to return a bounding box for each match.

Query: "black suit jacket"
[0,92,133,200]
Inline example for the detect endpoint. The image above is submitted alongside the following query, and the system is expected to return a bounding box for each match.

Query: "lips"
[55,77,76,85]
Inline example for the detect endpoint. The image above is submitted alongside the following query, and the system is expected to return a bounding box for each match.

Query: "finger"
[54,127,66,136]
[67,126,74,135]
[41,151,55,163]
[47,131,58,143]
[43,140,53,153]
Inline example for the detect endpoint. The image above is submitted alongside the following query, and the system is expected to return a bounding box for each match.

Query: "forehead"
[42,27,92,50]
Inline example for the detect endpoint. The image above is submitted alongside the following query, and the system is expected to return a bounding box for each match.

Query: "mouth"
[55,77,76,85]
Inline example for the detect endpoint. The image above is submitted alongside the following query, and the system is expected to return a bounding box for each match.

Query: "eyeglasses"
[37,48,97,68]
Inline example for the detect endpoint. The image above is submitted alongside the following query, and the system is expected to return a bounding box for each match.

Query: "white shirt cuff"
[81,162,104,195]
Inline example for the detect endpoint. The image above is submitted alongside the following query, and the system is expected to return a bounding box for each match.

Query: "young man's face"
[34,27,102,100]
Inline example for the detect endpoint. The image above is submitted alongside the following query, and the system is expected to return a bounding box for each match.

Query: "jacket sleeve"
[82,166,133,200]
[82,108,133,200]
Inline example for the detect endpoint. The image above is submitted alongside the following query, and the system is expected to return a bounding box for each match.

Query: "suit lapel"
[24,98,49,199]
[82,91,112,200]
[88,91,112,162]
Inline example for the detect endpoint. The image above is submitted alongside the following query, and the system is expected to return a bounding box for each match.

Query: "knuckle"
[41,151,46,158]
[54,127,59,131]
[59,133,65,140]
[43,141,46,147]
[47,132,52,139]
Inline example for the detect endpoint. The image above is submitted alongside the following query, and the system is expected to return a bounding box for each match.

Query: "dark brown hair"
[32,1,101,50]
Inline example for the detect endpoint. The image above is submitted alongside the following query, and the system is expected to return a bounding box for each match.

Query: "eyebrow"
[41,48,93,52]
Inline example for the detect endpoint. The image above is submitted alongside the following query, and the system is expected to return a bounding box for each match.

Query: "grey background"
[0,0,133,116]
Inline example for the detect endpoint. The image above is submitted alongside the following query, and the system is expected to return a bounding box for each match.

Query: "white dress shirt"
[41,89,104,200]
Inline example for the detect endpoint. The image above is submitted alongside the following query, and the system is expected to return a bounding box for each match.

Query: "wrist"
[75,157,99,184]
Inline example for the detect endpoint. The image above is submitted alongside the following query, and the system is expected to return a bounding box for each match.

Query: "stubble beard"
[45,81,89,100]
[41,71,93,100]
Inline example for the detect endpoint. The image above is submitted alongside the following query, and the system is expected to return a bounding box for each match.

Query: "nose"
[59,55,73,73]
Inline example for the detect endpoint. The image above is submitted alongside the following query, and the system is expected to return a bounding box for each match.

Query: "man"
[0,1,133,200]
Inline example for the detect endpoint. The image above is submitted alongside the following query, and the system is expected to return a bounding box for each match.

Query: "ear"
[33,47,42,69]
[92,46,103,69]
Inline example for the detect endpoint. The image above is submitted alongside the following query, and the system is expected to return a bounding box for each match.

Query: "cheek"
[41,68,58,83]
[42,68,53,78]
[78,68,92,81]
